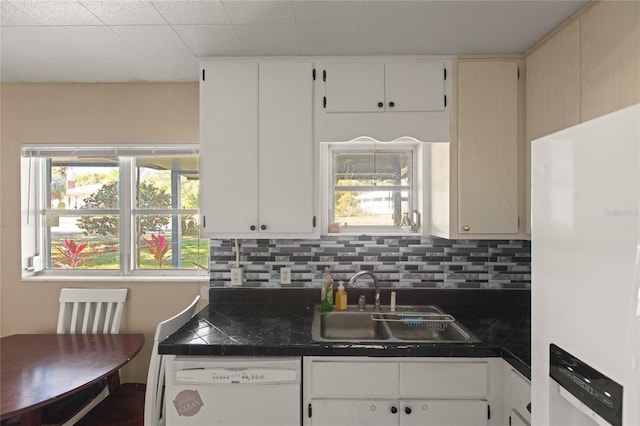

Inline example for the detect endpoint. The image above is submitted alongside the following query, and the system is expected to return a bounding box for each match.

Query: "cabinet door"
[310,399,397,426]
[200,62,259,235]
[508,369,531,424]
[457,61,519,234]
[386,62,445,112]
[510,409,530,426]
[259,62,315,234]
[401,361,488,398]
[400,400,487,426]
[581,1,640,121]
[526,19,581,142]
[324,62,385,112]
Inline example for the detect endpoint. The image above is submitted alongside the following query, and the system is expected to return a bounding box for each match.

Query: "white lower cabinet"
[505,368,531,426]
[310,398,487,426]
[303,357,503,426]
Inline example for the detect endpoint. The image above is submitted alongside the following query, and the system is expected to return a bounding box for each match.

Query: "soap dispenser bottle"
[335,281,347,311]
[320,267,334,312]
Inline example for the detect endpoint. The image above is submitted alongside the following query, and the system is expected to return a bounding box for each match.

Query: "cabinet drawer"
[400,361,488,398]
[310,361,399,396]
[509,369,531,423]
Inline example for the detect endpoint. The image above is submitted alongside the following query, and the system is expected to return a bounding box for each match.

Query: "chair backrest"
[144,295,200,426]
[57,288,128,334]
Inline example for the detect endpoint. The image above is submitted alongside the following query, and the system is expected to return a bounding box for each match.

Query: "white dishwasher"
[165,355,301,426]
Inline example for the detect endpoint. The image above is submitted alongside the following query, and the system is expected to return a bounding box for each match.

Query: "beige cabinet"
[581,0,640,121]
[526,19,581,142]
[524,0,639,235]
[304,357,498,426]
[199,61,317,239]
[431,60,523,239]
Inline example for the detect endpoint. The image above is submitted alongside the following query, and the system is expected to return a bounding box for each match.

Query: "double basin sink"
[311,304,480,343]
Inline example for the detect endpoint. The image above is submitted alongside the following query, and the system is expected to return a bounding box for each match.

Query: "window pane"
[135,156,200,209]
[48,215,120,269]
[49,158,119,210]
[334,190,408,226]
[135,214,208,270]
[334,151,410,187]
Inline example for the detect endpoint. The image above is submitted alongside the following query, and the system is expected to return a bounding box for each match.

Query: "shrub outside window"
[21,145,209,279]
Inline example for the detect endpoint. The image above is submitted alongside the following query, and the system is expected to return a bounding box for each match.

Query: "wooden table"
[0,333,144,425]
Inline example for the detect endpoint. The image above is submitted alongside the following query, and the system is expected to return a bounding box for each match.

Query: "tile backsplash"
[209,236,530,289]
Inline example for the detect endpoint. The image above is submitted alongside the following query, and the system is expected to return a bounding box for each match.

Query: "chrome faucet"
[349,271,381,311]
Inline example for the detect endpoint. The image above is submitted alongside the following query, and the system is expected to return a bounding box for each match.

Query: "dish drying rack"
[371,312,455,331]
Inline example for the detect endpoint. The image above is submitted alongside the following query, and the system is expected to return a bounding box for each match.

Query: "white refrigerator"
[531,103,640,426]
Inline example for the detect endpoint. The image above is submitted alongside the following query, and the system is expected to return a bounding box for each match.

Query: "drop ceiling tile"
[1,1,42,26]
[152,0,229,25]
[297,23,357,55]
[174,25,245,57]
[354,23,423,55]
[223,1,295,24]
[81,0,166,25]
[235,24,299,55]
[360,1,433,23]
[112,25,193,58]
[0,26,64,58]
[9,0,104,25]
[49,26,139,59]
[293,1,362,24]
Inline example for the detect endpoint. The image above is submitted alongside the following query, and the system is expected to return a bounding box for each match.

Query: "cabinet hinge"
[312,215,317,228]
[202,69,205,81]
[444,67,447,80]
[444,94,447,108]
[308,403,312,418]
[322,69,326,82]
[323,96,327,109]
[488,404,491,420]
[312,68,316,81]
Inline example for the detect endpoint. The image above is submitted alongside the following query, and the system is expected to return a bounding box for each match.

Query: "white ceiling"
[0,0,588,83]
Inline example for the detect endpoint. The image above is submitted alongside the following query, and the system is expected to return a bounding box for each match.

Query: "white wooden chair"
[75,295,201,426]
[42,288,128,425]
[57,288,128,334]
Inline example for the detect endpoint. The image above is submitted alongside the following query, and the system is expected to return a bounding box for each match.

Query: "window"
[21,145,209,279]
[322,140,424,235]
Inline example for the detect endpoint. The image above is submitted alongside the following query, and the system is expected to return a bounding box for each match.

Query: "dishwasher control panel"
[175,367,298,384]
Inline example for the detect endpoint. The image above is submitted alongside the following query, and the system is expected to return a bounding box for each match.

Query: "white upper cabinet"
[324,61,446,113]
[315,59,451,143]
[199,60,317,239]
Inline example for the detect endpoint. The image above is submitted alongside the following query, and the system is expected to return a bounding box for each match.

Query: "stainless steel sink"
[318,309,390,340]
[311,305,480,343]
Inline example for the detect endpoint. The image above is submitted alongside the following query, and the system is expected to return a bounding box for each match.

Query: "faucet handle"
[358,295,366,311]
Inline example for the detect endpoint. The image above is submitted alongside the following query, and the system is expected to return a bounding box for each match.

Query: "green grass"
[50,235,209,270]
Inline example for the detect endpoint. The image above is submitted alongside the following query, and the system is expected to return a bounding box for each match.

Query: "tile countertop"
[159,288,531,379]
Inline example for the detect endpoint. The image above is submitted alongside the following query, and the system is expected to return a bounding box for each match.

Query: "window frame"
[21,144,209,281]
[321,139,424,236]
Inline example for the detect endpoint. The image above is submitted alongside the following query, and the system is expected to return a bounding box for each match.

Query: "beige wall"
[0,82,203,383]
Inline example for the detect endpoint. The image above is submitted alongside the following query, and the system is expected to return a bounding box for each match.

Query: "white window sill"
[22,274,210,283]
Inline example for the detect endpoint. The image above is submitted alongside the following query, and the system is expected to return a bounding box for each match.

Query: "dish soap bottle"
[320,267,334,312]
[335,281,347,311]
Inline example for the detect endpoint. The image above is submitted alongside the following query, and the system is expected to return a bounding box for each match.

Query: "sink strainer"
[372,313,455,331]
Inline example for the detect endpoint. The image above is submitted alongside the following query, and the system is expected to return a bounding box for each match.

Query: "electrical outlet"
[280,267,291,284]
[230,267,243,285]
